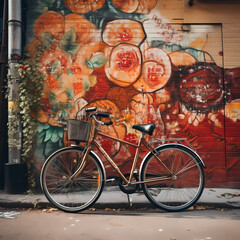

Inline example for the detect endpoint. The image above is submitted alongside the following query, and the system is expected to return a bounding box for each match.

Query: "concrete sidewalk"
[0,187,240,210]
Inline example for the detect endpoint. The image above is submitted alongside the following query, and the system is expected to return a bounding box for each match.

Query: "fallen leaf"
[196,205,206,210]
[209,189,216,192]
[221,193,233,199]
[196,205,216,210]
[42,208,58,213]
[104,208,111,212]
[137,207,148,211]
[216,208,228,211]
[233,193,240,197]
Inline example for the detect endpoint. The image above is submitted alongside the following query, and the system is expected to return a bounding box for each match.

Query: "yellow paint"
[189,38,206,48]
[118,110,135,124]
[89,75,97,87]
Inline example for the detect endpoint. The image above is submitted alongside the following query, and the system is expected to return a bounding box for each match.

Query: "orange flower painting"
[63,0,105,14]
[112,0,158,13]
[105,43,142,87]
[102,19,146,47]
[133,47,172,92]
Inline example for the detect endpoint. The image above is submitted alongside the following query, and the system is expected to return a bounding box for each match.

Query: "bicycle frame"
[41,111,206,213]
[71,126,174,186]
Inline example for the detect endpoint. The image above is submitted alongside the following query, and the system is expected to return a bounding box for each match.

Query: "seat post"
[129,132,144,182]
[138,132,145,147]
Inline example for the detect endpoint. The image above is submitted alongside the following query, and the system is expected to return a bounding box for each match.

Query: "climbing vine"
[7,43,45,192]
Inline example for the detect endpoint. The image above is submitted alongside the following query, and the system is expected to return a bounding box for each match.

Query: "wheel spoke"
[176,158,199,175]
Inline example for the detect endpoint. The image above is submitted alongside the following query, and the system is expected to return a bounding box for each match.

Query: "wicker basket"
[67,119,92,142]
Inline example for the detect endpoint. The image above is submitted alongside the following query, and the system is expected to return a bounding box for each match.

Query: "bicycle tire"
[40,146,105,213]
[140,144,205,212]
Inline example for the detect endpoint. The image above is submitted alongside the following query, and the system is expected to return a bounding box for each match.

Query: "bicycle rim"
[41,147,104,212]
[141,144,205,211]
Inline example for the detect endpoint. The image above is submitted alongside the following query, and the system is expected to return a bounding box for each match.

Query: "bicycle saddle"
[132,123,156,136]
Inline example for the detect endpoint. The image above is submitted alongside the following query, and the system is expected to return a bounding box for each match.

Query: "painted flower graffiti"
[63,0,106,14]
[102,19,146,46]
[133,47,172,92]
[105,43,142,87]
[27,0,240,187]
[111,0,158,14]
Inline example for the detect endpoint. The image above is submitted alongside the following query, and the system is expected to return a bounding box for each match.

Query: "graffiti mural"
[26,0,240,187]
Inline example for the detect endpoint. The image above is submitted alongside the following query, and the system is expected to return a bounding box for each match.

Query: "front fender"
[69,145,106,182]
[90,149,107,182]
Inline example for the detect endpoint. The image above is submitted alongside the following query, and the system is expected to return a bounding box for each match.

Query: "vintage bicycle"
[40,107,205,213]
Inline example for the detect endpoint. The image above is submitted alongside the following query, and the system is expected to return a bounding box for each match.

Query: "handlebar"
[94,112,109,118]
[85,107,97,113]
[91,113,113,126]
[58,107,113,126]
[85,107,112,125]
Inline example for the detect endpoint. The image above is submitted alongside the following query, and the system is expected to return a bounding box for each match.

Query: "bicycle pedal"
[106,178,116,183]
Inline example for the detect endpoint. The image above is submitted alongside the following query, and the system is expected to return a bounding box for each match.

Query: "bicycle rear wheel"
[40,147,105,213]
[140,144,205,212]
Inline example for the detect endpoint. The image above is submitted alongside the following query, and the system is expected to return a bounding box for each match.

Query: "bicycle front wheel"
[40,147,105,213]
[140,144,205,212]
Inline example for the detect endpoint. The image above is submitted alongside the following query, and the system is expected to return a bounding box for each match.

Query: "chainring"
[118,173,141,194]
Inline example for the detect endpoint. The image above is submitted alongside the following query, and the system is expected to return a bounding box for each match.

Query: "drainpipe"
[8,0,22,164]
[5,0,27,194]
[0,0,8,189]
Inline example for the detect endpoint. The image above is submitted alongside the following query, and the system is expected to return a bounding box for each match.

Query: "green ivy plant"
[7,43,45,192]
